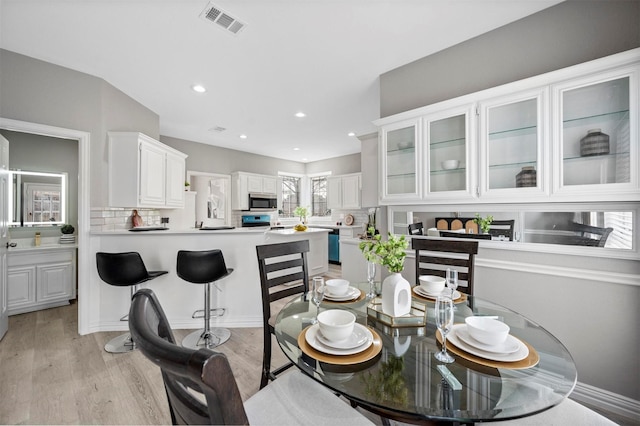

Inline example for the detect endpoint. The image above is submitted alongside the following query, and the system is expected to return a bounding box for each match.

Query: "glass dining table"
[273,282,577,424]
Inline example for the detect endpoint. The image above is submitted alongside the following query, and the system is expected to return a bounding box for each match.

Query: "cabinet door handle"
[6,242,17,248]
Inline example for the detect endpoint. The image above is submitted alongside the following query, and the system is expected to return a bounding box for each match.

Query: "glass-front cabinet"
[380,118,422,203]
[479,89,548,200]
[424,105,475,200]
[553,66,638,198]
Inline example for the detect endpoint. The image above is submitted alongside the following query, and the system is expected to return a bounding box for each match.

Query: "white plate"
[456,326,520,354]
[414,286,461,300]
[317,324,372,349]
[448,324,529,362]
[305,323,373,355]
[324,286,360,301]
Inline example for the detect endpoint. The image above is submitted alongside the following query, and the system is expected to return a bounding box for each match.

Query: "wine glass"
[435,295,455,363]
[366,261,377,298]
[311,277,325,324]
[446,268,458,300]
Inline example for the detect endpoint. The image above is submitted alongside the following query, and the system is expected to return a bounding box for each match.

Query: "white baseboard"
[572,381,640,421]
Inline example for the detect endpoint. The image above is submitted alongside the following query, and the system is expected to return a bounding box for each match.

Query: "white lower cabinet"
[8,248,76,315]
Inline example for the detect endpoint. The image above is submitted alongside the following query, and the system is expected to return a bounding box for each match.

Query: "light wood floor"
[0,263,632,425]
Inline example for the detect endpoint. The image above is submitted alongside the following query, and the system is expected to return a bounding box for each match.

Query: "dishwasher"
[328,228,340,265]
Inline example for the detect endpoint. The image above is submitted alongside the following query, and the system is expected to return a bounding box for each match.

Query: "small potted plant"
[474,213,494,234]
[359,229,411,317]
[184,181,190,191]
[60,224,75,244]
[293,206,309,225]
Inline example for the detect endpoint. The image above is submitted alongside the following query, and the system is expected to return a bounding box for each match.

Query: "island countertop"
[91,227,331,235]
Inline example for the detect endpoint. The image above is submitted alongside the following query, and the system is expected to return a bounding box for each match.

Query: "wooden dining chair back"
[488,219,515,241]
[255,240,310,389]
[412,237,479,295]
[128,288,249,425]
[407,222,424,236]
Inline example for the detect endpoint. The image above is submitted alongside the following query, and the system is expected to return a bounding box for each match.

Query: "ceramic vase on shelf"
[381,272,411,317]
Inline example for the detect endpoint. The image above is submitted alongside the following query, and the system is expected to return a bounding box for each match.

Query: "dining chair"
[411,237,479,295]
[128,288,374,426]
[407,222,424,236]
[488,219,515,241]
[255,240,310,389]
[566,221,613,247]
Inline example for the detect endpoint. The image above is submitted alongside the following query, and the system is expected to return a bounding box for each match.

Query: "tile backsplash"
[91,207,161,232]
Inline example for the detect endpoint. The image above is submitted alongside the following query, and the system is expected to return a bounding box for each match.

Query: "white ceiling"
[0,0,562,162]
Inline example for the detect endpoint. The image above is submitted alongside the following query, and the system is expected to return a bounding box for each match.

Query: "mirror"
[0,129,78,229]
[397,209,634,250]
[9,170,67,226]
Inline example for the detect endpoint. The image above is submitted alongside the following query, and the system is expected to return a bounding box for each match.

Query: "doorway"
[0,117,90,335]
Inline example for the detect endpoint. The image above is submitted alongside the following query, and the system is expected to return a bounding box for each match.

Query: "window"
[311,176,329,217]
[280,175,300,217]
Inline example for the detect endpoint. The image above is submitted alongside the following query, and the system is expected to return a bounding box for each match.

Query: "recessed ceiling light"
[348,132,356,137]
[192,84,207,93]
[295,112,306,118]
[293,147,300,151]
[301,158,308,162]
[239,134,247,139]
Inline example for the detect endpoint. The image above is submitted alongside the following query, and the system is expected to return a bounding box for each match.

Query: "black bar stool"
[96,252,168,353]
[177,249,233,349]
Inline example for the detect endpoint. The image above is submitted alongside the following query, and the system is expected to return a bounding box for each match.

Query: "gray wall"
[0,49,160,207]
[305,153,361,176]
[378,0,640,402]
[160,135,307,176]
[380,0,640,117]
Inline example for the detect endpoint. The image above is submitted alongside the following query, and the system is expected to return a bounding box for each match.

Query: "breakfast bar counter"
[87,227,329,334]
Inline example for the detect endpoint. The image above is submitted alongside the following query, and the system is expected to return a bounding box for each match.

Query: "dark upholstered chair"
[255,240,310,389]
[408,222,424,236]
[176,249,233,349]
[412,238,479,296]
[129,288,373,426]
[96,251,167,353]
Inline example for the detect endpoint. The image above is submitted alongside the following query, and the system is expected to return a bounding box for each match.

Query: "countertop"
[91,227,331,235]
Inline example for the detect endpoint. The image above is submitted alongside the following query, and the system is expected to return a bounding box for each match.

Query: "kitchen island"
[87,227,329,333]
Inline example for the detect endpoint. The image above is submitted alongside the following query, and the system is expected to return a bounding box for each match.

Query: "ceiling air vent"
[200,2,246,35]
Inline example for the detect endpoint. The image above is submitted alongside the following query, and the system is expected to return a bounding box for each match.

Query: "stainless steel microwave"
[248,193,277,211]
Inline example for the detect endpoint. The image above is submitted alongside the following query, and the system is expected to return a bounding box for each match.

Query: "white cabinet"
[478,88,549,201]
[231,172,278,210]
[108,132,188,208]
[379,118,422,203]
[424,104,476,201]
[8,248,76,315]
[552,65,638,200]
[327,173,361,209]
[376,48,640,205]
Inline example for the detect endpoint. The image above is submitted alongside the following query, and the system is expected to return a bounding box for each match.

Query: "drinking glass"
[435,295,455,363]
[366,261,377,298]
[311,277,325,324]
[446,268,458,300]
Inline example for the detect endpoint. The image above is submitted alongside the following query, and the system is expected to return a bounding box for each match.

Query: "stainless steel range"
[241,214,271,228]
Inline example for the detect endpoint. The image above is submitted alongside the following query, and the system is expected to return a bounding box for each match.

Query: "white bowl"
[465,316,510,346]
[325,279,350,296]
[441,160,460,170]
[418,275,446,294]
[318,310,356,342]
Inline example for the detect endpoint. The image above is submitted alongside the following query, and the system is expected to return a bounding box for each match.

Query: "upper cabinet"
[424,104,475,201]
[552,66,638,200]
[108,132,187,209]
[379,118,422,203]
[375,48,640,205]
[231,171,278,210]
[479,88,549,201]
[327,173,361,210]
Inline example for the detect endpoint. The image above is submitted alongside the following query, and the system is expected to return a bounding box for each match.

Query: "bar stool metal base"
[105,333,136,353]
[182,328,231,349]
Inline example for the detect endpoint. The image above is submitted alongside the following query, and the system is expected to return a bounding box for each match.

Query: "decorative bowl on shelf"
[397,141,412,150]
[441,160,459,170]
